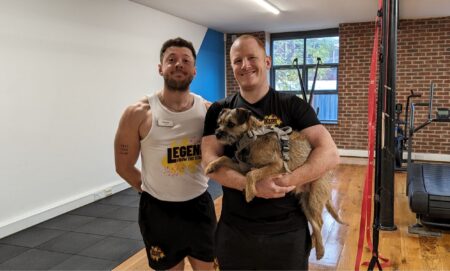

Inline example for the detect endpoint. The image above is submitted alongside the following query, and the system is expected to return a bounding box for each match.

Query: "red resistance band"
[354,1,391,270]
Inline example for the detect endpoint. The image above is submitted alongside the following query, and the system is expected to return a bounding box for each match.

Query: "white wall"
[0,0,207,238]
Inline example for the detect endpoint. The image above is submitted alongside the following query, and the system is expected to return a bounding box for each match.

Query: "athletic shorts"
[138,191,216,270]
[215,216,312,270]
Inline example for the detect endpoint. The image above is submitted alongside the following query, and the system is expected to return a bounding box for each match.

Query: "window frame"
[270,28,339,124]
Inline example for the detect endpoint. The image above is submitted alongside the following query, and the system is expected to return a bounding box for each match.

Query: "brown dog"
[205,108,343,260]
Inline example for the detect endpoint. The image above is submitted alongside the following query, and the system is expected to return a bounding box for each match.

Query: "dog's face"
[215,108,252,145]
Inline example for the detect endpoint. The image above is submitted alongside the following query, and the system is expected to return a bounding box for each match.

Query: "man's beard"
[164,74,194,92]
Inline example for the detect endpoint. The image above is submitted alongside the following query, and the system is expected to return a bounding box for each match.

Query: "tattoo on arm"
[119,144,129,155]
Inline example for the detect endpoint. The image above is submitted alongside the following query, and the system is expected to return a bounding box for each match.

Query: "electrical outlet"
[103,188,113,197]
[93,187,113,201]
[93,192,103,201]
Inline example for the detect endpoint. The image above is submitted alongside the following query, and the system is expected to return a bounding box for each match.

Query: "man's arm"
[201,135,295,198]
[201,135,247,191]
[114,102,149,192]
[273,124,340,187]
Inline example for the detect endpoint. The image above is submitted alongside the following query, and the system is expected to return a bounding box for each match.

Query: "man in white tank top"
[114,38,215,271]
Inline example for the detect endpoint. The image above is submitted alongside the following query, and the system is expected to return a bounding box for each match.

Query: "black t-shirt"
[203,88,320,233]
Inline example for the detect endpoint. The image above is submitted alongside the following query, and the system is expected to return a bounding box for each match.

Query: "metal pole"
[379,0,398,231]
[293,58,308,102]
[309,57,322,105]
[373,0,387,248]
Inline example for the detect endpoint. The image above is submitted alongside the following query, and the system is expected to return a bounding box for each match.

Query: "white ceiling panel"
[130,0,450,33]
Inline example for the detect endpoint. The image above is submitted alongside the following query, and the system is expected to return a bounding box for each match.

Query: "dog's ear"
[235,108,251,125]
[218,108,230,119]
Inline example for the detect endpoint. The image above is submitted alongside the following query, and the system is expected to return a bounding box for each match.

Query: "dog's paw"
[245,190,255,202]
[315,245,325,260]
[245,183,256,202]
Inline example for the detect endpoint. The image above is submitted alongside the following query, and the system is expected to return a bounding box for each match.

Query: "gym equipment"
[292,57,322,111]
[356,0,401,269]
[406,82,450,229]
[394,103,405,169]
[376,0,399,232]
[293,58,308,102]
[394,90,422,170]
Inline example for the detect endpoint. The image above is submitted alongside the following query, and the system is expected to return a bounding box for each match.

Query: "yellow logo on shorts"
[150,246,165,262]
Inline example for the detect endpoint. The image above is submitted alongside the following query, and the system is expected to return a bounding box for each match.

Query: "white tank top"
[140,92,208,201]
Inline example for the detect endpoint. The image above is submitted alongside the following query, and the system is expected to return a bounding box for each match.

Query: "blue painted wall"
[191,29,225,102]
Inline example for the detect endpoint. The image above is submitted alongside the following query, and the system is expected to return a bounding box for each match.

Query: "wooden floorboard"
[114,163,450,271]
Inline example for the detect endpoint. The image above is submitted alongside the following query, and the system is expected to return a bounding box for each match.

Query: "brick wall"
[328,21,375,151]
[335,17,450,154]
[224,17,450,155]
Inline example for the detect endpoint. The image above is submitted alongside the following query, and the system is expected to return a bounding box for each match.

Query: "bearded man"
[114,37,215,271]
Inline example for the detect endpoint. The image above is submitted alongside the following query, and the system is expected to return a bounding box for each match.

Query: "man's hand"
[254,173,296,199]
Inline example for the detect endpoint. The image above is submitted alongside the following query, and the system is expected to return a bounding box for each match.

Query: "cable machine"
[375,0,398,232]
[367,0,399,269]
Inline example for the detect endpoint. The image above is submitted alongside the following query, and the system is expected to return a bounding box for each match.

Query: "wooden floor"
[114,163,450,271]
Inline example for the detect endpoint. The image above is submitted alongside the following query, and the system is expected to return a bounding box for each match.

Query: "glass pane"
[313,94,338,122]
[306,37,339,64]
[307,67,337,91]
[275,69,300,91]
[273,39,304,66]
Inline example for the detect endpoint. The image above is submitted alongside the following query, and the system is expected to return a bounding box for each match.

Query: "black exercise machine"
[293,57,322,114]
[394,90,422,170]
[406,82,450,231]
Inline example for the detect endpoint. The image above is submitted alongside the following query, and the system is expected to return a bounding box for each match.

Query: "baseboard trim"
[0,181,130,239]
[339,149,368,158]
[2,149,449,239]
[338,149,450,162]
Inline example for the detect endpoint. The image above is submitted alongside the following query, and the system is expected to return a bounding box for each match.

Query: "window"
[271,29,339,124]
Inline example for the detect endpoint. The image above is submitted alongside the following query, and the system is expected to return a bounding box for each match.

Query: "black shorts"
[138,191,216,270]
[215,216,312,270]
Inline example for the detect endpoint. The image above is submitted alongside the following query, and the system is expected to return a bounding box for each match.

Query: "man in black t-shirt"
[201,35,339,270]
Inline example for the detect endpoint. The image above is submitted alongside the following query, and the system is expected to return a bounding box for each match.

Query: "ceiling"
[130,0,450,33]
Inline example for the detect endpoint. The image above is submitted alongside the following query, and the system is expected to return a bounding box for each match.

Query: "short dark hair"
[160,37,197,63]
